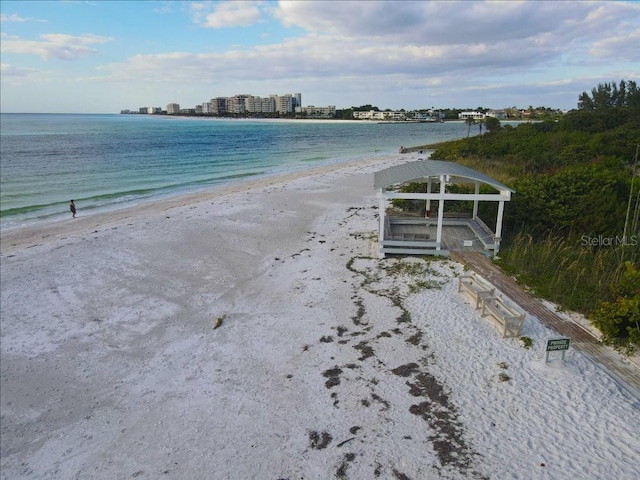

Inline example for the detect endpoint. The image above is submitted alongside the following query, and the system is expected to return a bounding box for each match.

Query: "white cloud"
[1,63,35,77]
[191,1,264,28]
[0,33,113,61]
[0,63,50,85]
[275,0,640,51]
[152,1,177,15]
[96,29,560,87]
[590,30,640,61]
[0,13,46,23]
[276,1,567,43]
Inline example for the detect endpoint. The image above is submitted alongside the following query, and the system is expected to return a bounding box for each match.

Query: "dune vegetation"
[421,80,640,348]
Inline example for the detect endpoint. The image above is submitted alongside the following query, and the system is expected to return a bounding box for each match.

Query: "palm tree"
[478,118,485,135]
[465,117,475,137]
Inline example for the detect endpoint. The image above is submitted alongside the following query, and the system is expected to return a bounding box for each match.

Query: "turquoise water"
[0,114,469,229]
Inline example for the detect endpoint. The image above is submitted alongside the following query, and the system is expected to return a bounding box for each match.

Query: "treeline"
[429,80,640,349]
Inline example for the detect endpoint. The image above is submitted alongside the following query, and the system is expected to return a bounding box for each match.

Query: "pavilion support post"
[379,193,386,257]
[426,179,432,218]
[494,200,505,255]
[473,182,480,218]
[436,175,446,250]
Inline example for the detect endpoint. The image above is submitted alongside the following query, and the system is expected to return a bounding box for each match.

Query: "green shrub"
[591,261,640,348]
[520,336,533,349]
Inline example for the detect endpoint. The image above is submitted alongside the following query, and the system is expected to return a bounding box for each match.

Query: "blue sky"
[1,0,639,113]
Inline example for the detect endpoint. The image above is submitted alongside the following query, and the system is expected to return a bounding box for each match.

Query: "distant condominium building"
[272,94,292,114]
[202,92,301,114]
[210,97,227,114]
[201,102,213,114]
[353,110,384,120]
[225,94,274,114]
[485,109,507,119]
[246,95,275,113]
[167,103,180,114]
[458,111,485,120]
[353,110,442,122]
[296,105,336,118]
[353,110,406,121]
[270,93,302,114]
[228,94,251,114]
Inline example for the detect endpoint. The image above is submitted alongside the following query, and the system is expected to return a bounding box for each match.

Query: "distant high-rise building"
[210,97,227,114]
[228,94,252,114]
[262,96,276,113]
[201,102,213,114]
[270,93,300,114]
[167,103,180,115]
[245,95,260,113]
[245,95,276,113]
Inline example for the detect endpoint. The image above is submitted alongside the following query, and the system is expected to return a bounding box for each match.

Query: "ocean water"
[0,113,469,230]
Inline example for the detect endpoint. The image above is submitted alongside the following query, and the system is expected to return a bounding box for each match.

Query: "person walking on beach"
[70,199,76,218]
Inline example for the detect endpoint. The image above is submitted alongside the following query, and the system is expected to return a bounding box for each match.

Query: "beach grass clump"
[498,233,639,348]
[408,279,446,294]
[497,233,633,313]
[383,259,429,277]
[381,258,447,294]
[519,336,533,349]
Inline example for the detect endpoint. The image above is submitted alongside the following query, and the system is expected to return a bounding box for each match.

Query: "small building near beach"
[374,160,514,257]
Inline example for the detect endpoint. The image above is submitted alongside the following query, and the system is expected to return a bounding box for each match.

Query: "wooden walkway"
[452,251,640,402]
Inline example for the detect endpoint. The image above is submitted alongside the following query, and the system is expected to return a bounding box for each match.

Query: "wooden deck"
[452,251,640,402]
[383,215,496,255]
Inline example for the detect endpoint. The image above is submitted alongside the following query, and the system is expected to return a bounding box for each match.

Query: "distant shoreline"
[0,152,418,254]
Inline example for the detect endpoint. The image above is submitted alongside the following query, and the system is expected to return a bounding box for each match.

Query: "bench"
[480,296,526,338]
[458,273,495,310]
[383,217,430,241]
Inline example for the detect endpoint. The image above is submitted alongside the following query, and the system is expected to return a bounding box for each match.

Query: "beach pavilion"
[375,159,515,257]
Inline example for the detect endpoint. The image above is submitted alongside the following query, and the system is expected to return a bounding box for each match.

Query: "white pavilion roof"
[374,160,515,193]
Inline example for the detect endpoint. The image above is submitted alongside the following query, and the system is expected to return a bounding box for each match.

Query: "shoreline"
[0,153,412,256]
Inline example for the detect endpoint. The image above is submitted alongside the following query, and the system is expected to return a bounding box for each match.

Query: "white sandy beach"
[1,154,639,480]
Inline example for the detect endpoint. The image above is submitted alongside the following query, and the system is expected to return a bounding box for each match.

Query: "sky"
[1,0,639,114]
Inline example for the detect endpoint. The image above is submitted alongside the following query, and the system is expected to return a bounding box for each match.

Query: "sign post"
[545,338,570,364]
